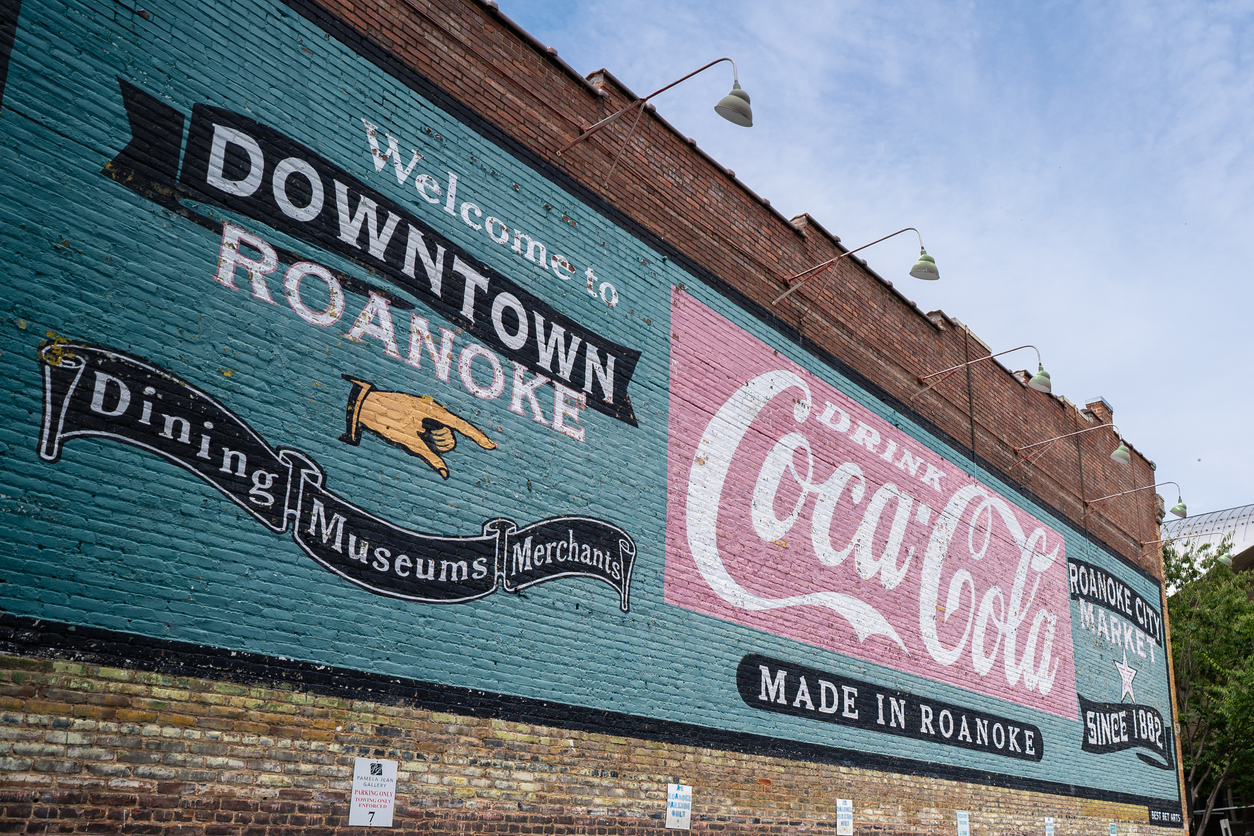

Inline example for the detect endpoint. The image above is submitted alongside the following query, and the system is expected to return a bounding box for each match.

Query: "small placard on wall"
[665,784,693,830]
[836,799,853,836]
[1110,824,1117,836]
[349,757,398,827]
[957,811,971,836]
[1045,817,1054,836]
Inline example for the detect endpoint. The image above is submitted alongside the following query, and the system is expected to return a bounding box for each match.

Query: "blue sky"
[503,0,1254,520]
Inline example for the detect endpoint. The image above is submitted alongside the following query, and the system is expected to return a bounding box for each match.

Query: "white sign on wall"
[349,757,398,827]
[1045,817,1054,836]
[957,811,971,836]
[836,798,853,836]
[665,784,693,830]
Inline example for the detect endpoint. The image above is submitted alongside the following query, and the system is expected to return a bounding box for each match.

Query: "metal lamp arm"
[772,227,924,305]
[912,344,1042,399]
[1087,481,1181,507]
[1018,422,1119,453]
[557,58,738,156]
[1009,423,1122,470]
[1140,533,1188,547]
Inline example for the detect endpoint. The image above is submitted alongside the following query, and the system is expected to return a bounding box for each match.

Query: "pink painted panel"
[664,290,1078,720]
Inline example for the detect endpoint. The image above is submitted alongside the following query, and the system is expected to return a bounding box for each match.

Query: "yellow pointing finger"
[417,397,496,450]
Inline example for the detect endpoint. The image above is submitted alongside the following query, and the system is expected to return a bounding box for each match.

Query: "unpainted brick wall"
[0,655,1177,836]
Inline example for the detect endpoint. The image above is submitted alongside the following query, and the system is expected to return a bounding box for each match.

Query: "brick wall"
[0,0,1185,831]
[0,652,1170,835]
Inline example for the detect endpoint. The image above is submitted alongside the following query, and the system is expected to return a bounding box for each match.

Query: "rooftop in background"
[1163,503,1254,573]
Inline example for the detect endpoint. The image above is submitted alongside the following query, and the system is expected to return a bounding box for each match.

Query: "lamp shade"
[1170,499,1187,518]
[714,82,753,127]
[909,249,939,281]
[1110,442,1131,464]
[1027,364,1052,394]
[1219,555,1233,567]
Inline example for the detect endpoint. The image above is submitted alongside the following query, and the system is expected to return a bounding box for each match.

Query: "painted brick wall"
[0,0,1185,832]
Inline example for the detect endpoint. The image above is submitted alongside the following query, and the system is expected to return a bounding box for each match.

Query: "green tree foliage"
[1165,538,1254,836]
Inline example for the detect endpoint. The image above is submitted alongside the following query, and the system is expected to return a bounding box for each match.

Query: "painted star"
[1114,651,1137,702]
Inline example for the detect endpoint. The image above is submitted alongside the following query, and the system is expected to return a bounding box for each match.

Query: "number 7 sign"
[349,757,398,827]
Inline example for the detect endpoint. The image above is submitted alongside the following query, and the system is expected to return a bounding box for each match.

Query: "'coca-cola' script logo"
[664,291,1077,719]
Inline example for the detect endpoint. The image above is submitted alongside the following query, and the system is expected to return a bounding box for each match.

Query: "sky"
[503,0,1254,518]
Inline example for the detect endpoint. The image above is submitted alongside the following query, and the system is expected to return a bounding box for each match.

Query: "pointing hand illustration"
[340,377,497,478]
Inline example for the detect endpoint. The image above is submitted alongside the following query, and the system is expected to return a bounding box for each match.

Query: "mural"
[665,291,1076,720]
[0,0,1180,823]
[36,341,636,608]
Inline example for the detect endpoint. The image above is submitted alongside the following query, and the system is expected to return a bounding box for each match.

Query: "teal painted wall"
[0,0,1179,817]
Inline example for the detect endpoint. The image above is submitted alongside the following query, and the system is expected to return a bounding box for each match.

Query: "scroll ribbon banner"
[100,80,642,427]
[36,342,636,610]
[1077,694,1174,770]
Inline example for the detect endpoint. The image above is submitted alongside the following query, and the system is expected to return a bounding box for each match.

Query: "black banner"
[1078,694,1173,770]
[102,80,641,427]
[37,341,636,610]
[1148,804,1185,827]
[737,654,1044,762]
[1068,557,1163,645]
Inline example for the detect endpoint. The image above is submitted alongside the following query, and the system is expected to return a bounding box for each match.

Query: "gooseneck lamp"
[714,82,753,126]
[1087,481,1188,519]
[914,344,1050,400]
[557,57,752,157]
[1011,423,1133,470]
[773,227,937,306]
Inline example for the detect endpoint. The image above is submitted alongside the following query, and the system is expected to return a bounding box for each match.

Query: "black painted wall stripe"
[0,0,21,111]
[0,611,1177,817]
